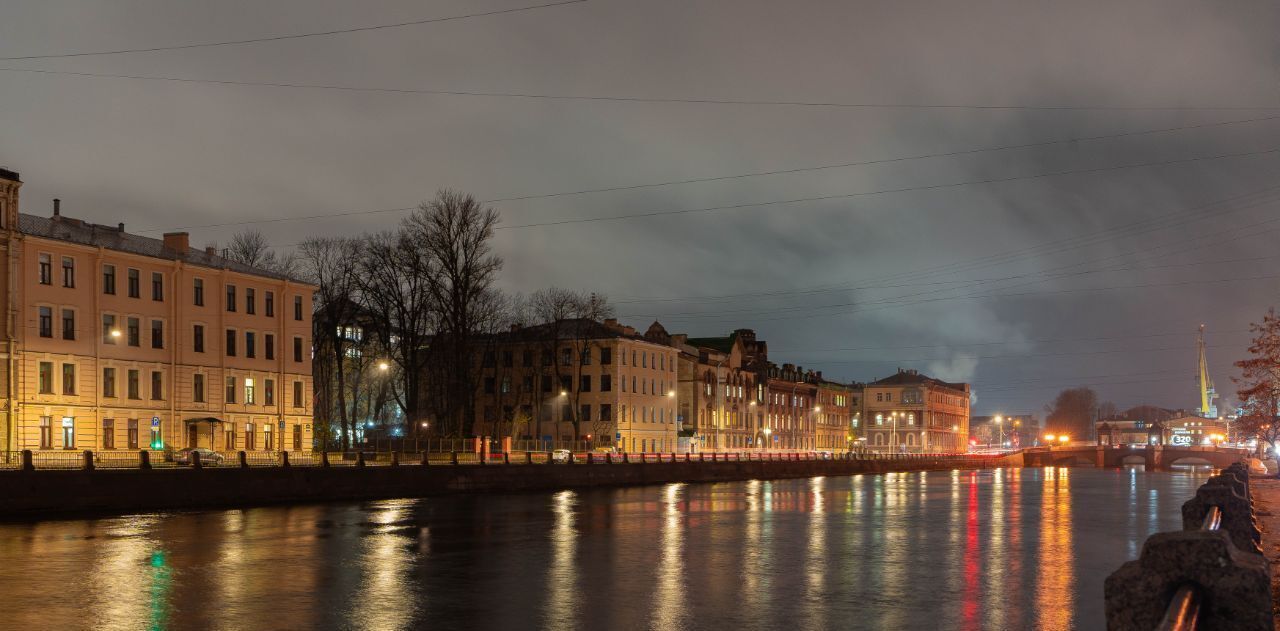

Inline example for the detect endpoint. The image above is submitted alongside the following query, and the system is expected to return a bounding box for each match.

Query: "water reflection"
[0,468,1213,631]
[545,490,579,630]
[1036,467,1075,630]
[350,499,419,631]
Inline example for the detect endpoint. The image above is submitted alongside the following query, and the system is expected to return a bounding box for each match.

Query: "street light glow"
[110,329,121,338]
[377,361,390,371]
[1045,434,1056,441]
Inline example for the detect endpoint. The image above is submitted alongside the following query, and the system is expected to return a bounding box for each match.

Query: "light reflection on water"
[0,467,1210,630]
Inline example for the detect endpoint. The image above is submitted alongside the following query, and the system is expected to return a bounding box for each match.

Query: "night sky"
[2,0,1278,416]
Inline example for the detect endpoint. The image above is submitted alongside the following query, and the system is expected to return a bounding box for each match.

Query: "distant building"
[971,413,1040,448]
[1098,413,1229,447]
[863,368,970,453]
[815,378,855,452]
[766,363,819,450]
[0,169,316,455]
[469,318,678,453]
[674,329,767,452]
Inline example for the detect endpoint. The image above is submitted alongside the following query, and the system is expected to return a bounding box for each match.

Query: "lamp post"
[891,412,899,453]
[994,415,1003,449]
[763,427,772,451]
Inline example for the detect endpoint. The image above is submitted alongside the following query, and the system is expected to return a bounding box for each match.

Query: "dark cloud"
[2,0,1277,415]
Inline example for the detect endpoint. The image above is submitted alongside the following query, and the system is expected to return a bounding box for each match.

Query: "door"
[187,424,197,449]
[293,424,302,451]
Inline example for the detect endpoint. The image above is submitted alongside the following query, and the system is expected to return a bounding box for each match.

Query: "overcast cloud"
[2,0,1278,416]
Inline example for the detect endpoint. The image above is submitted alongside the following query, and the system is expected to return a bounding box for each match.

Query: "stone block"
[1105,529,1271,630]
[1182,484,1262,554]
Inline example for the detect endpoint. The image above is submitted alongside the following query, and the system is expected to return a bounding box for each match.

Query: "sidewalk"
[1250,473,1280,627]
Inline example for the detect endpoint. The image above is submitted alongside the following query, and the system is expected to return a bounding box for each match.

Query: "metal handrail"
[1156,505,1221,631]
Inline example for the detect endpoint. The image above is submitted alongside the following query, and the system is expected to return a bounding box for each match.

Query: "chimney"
[117,222,125,232]
[204,246,217,256]
[52,198,60,218]
[162,232,190,252]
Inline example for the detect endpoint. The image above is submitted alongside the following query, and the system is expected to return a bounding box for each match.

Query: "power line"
[0,1,588,61]
[132,114,1280,234]
[774,328,1251,355]
[5,65,1280,113]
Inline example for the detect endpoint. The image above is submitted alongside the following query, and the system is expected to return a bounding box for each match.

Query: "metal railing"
[1155,506,1221,631]
[0,448,1012,472]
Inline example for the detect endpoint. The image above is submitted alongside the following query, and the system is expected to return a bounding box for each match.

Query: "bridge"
[1022,444,1251,471]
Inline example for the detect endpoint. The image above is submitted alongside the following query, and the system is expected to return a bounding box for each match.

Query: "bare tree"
[1044,387,1099,441]
[530,288,614,443]
[1235,308,1280,466]
[299,236,363,451]
[355,230,440,441]
[225,229,301,277]
[408,190,503,437]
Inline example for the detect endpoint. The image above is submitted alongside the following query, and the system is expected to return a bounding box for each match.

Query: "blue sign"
[615,432,622,440]
[151,416,160,428]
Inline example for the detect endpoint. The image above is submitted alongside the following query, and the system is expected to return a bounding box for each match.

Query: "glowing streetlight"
[559,390,567,397]
[1058,435,1070,444]
[377,361,390,372]
[1045,433,1056,442]
[110,329,121,338]
[667,390,675,398]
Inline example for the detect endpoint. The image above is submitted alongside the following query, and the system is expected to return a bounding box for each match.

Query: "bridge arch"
[1052,455,1094,467]
[1120,455,1148,466]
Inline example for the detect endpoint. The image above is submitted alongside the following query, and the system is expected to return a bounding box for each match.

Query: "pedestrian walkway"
[1247,474,1280,627]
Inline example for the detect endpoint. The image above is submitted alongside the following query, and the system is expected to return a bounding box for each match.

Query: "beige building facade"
[863,368,970,453]
[0,169,315,456]
[472,318,678,453]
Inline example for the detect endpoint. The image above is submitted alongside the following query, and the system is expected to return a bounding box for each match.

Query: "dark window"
[246,288,256,315]
[562,405,572,422]
[150,320,163,349]
[127,420,138,450]
[151,272,163,301]
[522,375,534,392]
[38,254,51,285]
[265,334,274,360]
[245,423,255,450]
[102,314,117,344]
[560,375,572,392]
[561,348,572,366]
[61,309,75,340]
[293,381,304,407]
[224,424,235,450]
[264,379,274,406]
[61,363,76,395]
[502,351,513,367]
[484,377,495,394]
[601,404,612,422]
[61,256,75,288]
[102,419,115,450]
[541,350,552,366]
[127,269,140,298]
[226,377,236,404]
[102,265,116,295]
[193,278,204,306]
[541,375,552,393]
[226,330,237,356]
[522,350,533,367]
[193,325,204,353]
[127,318,139,347]
[482,351,495,367]
[293,337,303,362]
[127,370,140,399]
[193,374,205,403]
[601,375,612,392]
[245,331,255,358]
[293,295,303,321]
[150,371,163,400]
[226,285,236,312]
[601,347,612,364]
[581,348,591,365]
[580,375,591,392]
[102,367,116,398]
[38,362,53,393]
[580,404,592,423]
[38,306,52,338]
[265,291,274,317]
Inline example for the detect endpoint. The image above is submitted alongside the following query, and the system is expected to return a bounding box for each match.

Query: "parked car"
[815,451,833,460]
[551,449,572,464]
[175,447,225,466]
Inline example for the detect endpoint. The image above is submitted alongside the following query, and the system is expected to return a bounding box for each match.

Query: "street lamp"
[377,361,390,372]
[1058,435,1070,444]
[763,427,772,451]
[110,329,121,339]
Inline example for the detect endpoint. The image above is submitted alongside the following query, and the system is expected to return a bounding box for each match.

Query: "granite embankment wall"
[0,452,1023,518]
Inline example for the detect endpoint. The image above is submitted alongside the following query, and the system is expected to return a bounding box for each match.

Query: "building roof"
[869,368,969,392]
[491,318,672,345]
[19,213,305,283]
[684,332,738,354]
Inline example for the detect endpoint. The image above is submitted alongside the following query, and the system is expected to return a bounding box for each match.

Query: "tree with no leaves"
[1234,308,1280,467]
[225,229,300,277]
[529,287,614,443]
[299,236,364,451]
[1044,386,1099,441]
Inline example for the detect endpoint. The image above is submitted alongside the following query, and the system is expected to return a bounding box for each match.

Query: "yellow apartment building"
[0,168,315,455]
[863,368,970,453]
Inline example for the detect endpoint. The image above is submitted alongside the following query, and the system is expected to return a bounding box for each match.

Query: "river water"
[0,466,1210,631]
